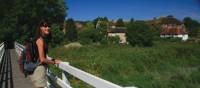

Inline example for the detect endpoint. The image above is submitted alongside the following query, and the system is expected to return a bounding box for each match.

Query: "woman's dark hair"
[35,19,49,39]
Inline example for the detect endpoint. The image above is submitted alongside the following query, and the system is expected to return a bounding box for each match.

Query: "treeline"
[1,0,200,48]
[65,16,200,47]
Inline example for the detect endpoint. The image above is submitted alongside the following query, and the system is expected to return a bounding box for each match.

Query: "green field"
[49,41,200,88]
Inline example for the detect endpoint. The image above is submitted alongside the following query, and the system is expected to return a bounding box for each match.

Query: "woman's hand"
[54,59,62,64]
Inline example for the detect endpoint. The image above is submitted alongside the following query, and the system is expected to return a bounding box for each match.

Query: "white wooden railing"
[15,42,137,88]
[0,42,5,63]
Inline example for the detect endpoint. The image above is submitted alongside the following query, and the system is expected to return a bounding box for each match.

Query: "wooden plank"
[10,49,34,88]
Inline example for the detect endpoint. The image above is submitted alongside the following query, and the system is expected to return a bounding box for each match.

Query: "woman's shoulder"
[36,37,44,44]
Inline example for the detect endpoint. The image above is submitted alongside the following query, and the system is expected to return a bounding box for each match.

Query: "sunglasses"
[41,24,51,28]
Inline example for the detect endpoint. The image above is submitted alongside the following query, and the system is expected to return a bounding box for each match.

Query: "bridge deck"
[0,49,34,88]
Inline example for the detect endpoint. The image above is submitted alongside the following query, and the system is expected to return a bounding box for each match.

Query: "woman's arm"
[36,38,60,64]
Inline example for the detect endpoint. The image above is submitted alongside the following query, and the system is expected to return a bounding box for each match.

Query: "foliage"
[49,24,65,47]
[96,20,108,31]
[159,15,182,25]
[78,22,95,44]
[78,30,94,45]
[0,0,67,43]
[49,41,200,88]
[0,26,16,48]
[197,27,200,39]
[160,37,182,42]
[130,18,135,23]
[107,36,120,45]
[183,17,200,37]
[91,17,108,44]
[90,29,106,43]
[65,18,78,42]
[93,17,109,27]
[126,21,154,47]
[115,18,125,27]
[79,28,106,45]
[78,21,108,45]
[94,17,108,39]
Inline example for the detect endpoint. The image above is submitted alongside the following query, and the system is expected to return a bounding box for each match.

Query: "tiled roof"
[160,25,188,35]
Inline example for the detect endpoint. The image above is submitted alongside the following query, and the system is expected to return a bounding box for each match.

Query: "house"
[160,24,188,41]
[75,22,84,29]
[95,20,127,44]
[107,26,127,44]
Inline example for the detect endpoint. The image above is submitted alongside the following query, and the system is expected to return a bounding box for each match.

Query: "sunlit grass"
[49,41,200,88]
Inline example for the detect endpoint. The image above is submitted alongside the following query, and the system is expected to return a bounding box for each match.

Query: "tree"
[49,24,65,47]
[0,0,14,23]
[93,17,109,28]
[1,0,67,43]
[160,16,182,25]
[183,17,200,37]
[65,18,77,42]
[103,17,109,22]
[115,18,125,27]
[0,0,17,44]
[78,22,95,44]
[82,22,95,31]
[92,17,109,44]
[196,27,200,39]
[0,27,16,48]
[126,21,154,47]
[130,18,134,23]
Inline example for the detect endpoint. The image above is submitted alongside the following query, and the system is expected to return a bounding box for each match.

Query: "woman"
[31,20,61,88]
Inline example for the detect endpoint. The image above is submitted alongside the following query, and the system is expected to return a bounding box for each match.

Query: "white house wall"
[182,34,188,41]
[108,33,127,43]
[160,34,188,41]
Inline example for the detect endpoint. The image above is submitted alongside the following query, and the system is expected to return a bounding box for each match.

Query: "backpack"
[19,38,39,77]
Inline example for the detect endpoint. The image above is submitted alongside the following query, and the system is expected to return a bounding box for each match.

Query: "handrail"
[0,42,5,63]
[0,42,4,47]
[14,42,137,88]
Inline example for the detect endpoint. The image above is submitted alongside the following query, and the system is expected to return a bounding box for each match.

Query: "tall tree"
[93,17,109,27]
[183,17,200,37]
[115,18,125,27]
[160,16,182,25]
[0,0,14,23]
[1,0,67,43]
[65,18,77,42]
[103,17,109,22]
[49,24,65,47]
[0,0,16,44]
[126,21,154,47]
[196,27,200,39]
[130,18,135,23]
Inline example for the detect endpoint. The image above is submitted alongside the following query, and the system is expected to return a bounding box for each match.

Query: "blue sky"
[65,0,200,21]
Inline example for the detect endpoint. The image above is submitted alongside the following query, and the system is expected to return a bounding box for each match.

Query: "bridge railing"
[0,42,5,63]
[14,42,137,88]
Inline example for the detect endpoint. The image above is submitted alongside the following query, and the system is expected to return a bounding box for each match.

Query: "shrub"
[49,24,65,47]
[107,36,120,45]
[78,28,94,45]
[126,21,154,47]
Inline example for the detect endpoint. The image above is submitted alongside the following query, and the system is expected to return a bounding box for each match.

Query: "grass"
[48,41,200,88]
